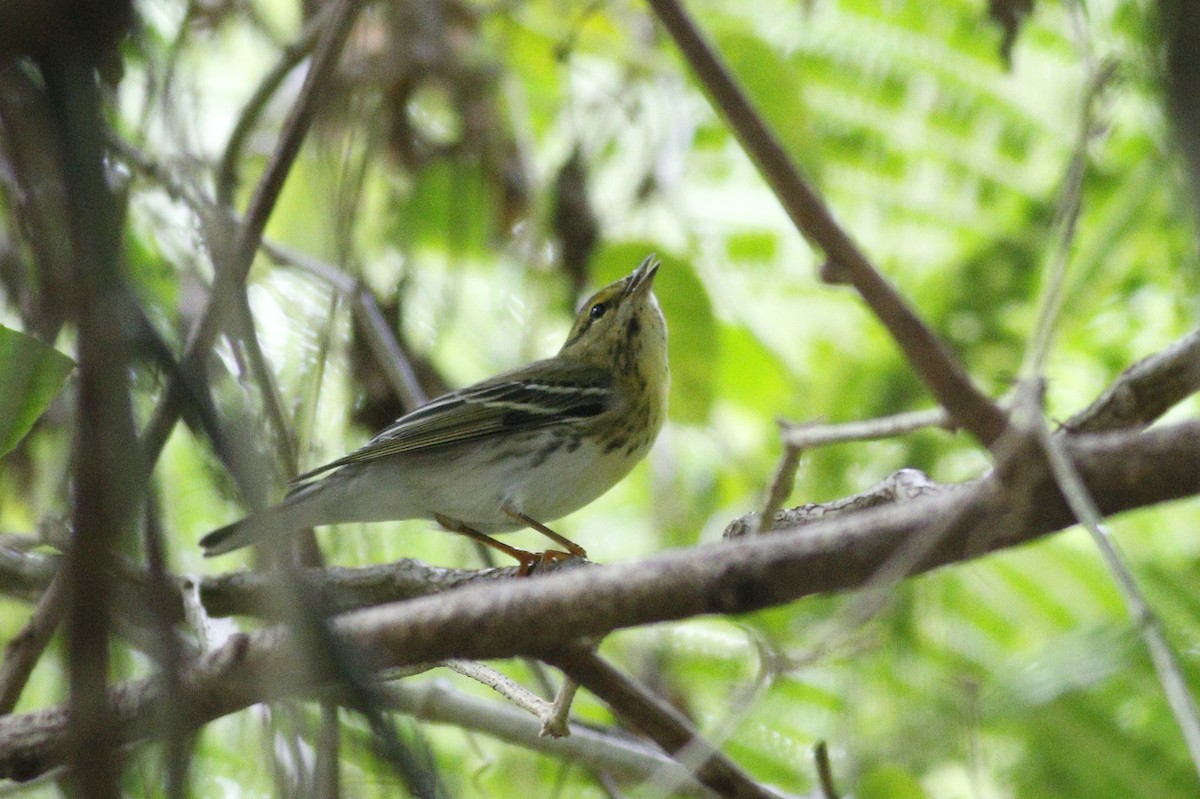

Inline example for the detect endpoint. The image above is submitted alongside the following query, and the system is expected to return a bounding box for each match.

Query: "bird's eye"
[589,302,607,320]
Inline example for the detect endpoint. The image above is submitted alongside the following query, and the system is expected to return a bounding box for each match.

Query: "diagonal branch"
[1065,327,1200,432]
[0,573,66,715]
[549,647,781,799]
[138,0,363,470]
[644,0,1008,447]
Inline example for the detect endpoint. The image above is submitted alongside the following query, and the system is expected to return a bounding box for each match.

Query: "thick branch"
[1,421,1198,780]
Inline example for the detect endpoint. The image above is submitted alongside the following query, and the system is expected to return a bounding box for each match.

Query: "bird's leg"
[434,513,542,575]
[501,505,588,559]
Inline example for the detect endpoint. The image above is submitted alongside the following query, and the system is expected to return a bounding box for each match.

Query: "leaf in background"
[718,323,793,416]
[390,161,497,258]
[593,243,717,424]
[709,27,819,177]
[0,325,74,457]
[858,763,929,799]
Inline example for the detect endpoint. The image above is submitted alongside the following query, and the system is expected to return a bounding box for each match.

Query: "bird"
[200,254,669,569]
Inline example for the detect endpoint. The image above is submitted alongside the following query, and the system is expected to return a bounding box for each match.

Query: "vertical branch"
[37,12,137,797]
[143,493,192,799]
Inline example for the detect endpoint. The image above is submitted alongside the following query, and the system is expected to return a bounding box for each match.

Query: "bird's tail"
[200,509,296,557]
[199,516,256,557]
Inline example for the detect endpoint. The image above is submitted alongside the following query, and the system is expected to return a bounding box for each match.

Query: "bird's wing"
[290,360,614,484]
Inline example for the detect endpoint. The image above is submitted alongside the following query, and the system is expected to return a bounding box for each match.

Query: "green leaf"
[718,323,794,416]
[593,243,717,424]
[0,325,74,457]
[858,763,929,799]
[390,161,498,258]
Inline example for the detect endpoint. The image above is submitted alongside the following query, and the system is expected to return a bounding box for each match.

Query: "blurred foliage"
[1,0,1199,796]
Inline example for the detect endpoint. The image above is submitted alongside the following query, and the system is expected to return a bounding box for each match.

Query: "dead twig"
[548,647,780,799]
[139,0,364,470]
[0,574,66,715]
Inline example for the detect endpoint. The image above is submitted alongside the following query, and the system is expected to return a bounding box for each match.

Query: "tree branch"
[644,0,1008,446]
[1,420,1198,781]
[549,647,781,799]
[1065,327,1200,432]
[138,0,363,469]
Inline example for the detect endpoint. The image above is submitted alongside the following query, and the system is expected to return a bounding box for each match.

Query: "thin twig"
[139,0,364,470]
[1033,408,1200,774]
[388,680,722,797]
[0,573,65,715]
[779,408,954,450]
[549,647,780,799]
[645,0,1008,447]
[228,289,299,475]
[442,660,552,719]
[1022,58,1118,376]
[540,676,579,739]
[755,445,800,535]
[813,741,839,799]
[757,407,954,534]
[215,3,335,206]
[142,494,192,799]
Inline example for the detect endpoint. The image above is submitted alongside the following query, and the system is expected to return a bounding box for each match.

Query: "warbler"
[200,255,669,567]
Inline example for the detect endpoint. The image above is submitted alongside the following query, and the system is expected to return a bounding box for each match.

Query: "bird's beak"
[627,255,660,297]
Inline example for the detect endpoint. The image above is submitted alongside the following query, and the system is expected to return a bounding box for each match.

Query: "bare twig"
[645,0,1008,447]
[382,679,718,796]
[442,660,551,719]
[755,445,801,535]
[1022,58,1117,376]
[756,408,954,534]
[142,495,192,799]
[812,741,839,799]
[779,408,954,450]
[1033,410,1200,774]
[541,676,579,739]
[139,0,364,470]
[215,3,335,206]
[0,574,65,715]
[549,647,780,799]
[1064,327,1200,433]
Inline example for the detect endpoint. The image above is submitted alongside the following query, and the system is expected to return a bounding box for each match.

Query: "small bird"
[200,255,669,568]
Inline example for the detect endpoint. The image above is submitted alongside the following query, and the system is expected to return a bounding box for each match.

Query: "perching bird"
[200,255,669,568]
